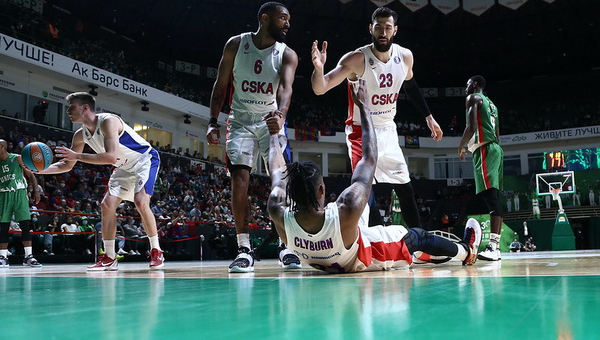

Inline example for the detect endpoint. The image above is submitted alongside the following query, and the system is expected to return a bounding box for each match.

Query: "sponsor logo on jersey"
[241,80,274,94]
[238,98,274,106]
[394,56,401,64]
[369,58,374,66]
[273,48,280,56]
[371,93,398,105]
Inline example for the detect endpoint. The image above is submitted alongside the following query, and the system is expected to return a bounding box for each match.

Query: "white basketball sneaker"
[462,218,482,266]
[278,246,301,270]
[228,247,255,273]
[478,242,501,261]
[0,255,8,268]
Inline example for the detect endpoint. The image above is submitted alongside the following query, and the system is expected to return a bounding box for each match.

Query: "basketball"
[21,142,53,171]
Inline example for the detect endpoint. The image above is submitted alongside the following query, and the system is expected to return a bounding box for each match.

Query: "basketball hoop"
[551,188,561,201]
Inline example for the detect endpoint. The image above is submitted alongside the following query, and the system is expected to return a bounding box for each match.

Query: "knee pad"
[20,220,32,242]
[0,223,9,243]
[482,188,502,217]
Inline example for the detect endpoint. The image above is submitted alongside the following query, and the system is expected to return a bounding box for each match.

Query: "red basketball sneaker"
[87,254,118,271]
[149,248,164,269]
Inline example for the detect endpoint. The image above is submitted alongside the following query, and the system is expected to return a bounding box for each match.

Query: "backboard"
[536,171,575,196]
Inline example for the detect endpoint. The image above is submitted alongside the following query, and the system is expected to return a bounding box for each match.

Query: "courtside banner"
[467,214,515,252]
[499,126,600,146]
[0,34,209,120]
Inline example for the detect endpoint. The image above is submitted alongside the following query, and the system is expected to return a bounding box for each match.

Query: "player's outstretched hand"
[426,115,443,141]
[458,146,469,161]
[206,125,220,145]
[55,146,78,161]
[311,40,327,71]
[263,110,284,135]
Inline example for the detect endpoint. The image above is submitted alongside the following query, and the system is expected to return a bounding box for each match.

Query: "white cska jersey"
[284,202,412,273]
[230,32,286,114]
[347,44,407,128]
[82,113,153,172]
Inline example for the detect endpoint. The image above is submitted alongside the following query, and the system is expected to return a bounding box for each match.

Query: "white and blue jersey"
[83,113,160,200]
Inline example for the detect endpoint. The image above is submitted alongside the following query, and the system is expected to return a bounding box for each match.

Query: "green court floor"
[2,274,599,339]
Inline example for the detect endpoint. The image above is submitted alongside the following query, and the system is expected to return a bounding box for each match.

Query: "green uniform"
[0,153,30,222]
[467,93,503,194]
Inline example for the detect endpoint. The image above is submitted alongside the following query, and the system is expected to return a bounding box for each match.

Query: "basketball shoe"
[412,252,452,264]
[278,245,301,270]
[462,218,482,266]
[478,242,501,261]
[0,255,8,268]
[23,255,42,267]
[149,248,165,269]
[87,254,118,271]
[229,246,255,273]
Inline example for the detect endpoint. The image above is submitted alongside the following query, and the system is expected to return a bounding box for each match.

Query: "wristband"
[209,117,218,125]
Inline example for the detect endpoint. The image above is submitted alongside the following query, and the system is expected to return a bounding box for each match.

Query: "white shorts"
[346,124,410,184]
[107,149,160,202]
[358,224,411,271]
[226,110,287,173]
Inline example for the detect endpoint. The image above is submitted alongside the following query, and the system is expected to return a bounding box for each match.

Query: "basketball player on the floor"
[207,2,301,272]
[38,92,164,270]
[311,7,443,230]
[458,75,504,261]
[266,82,481,273]
[0,140,42,268]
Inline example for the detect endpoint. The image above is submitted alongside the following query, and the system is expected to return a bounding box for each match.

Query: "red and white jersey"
[230,32,286,114]
[346,44,407,128]
[82,113,153,172]
[284,202,412,273]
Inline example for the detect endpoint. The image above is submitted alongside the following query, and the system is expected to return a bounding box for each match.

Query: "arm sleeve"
[403,78,432,117]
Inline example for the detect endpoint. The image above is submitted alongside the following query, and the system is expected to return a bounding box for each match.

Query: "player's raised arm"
[337,81,377,246]
[311,42,364,95]
[266,117,289,245]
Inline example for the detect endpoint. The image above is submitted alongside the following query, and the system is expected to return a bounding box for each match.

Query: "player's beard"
[372,35,393,52]
[268,24,287,43]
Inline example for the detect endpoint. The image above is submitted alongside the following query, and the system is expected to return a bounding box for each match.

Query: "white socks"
[237,233,251,249]
[24,246,32,257]
[104,240,116,259]
[149,235,161,251]
[455,243,468,261]
[489,233,500,250]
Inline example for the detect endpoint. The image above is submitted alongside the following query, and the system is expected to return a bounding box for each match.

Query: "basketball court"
[2,250,599,339]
